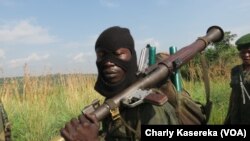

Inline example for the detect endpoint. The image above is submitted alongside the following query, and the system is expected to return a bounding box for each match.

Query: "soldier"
[224,33,250,124]
[60,26,206,141]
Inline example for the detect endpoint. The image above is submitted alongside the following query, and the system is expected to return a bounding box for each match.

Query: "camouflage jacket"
[98,74,206,141]
[100,100,179,141]
[225,65,250,124]
[98,79,180,141]
[98,52,206,140]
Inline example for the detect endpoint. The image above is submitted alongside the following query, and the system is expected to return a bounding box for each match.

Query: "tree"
[181,31,239,80]
[206,31,238,63]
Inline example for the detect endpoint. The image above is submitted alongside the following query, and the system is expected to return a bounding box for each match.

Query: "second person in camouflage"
[225,33,250,124]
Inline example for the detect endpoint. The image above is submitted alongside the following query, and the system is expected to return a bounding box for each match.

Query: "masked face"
[96,48,132,84]
[94,26,138,98]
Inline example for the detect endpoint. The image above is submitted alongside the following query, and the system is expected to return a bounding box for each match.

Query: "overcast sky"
[0,0,250,77]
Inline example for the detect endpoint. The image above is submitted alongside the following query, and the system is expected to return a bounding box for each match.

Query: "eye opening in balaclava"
[96,47,131,85]
[94,26,138,98]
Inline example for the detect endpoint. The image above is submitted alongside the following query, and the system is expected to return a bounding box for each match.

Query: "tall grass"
[184,78,231,124]
[182,55,241,124]
[0,66,102,141]
[0,56,241,140]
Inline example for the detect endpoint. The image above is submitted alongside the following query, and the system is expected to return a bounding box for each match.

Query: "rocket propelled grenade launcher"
[82,26,224,121]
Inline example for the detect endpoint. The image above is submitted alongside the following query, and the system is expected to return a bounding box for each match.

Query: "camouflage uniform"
[100,79,206,141]
[93,27,205,141]
[60,26,207,141]
[100,88,179,141]
[225,65,250,124]
[99,52,206,141]
[225,33,250,124]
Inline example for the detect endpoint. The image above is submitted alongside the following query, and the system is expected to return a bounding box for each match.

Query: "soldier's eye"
[114,51,123,56]
[114,48,131,61]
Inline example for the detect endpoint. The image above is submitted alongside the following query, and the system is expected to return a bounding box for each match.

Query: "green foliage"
[184,79,230,124]
[181,31,240,80]
[0,73,232,140]
[206,31,238,65]
[212,31,237,52]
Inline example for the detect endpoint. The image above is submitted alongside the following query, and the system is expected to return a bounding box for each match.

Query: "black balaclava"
[94,26,138,98]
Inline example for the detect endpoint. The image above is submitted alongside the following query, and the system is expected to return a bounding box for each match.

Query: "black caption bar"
[141,125,250,140]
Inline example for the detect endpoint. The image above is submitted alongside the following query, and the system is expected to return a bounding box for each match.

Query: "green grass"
[184,79,231,124]
[0,74,103,141]
[0,74,232,141]
[7,89,101,141]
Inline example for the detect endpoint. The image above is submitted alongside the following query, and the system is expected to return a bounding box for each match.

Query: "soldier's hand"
[60,113,100,141]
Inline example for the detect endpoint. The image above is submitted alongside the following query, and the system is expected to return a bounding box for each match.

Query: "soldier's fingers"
[78,114,90,124]
[60,128,74,141]
[65,121,75,133]
[85,113,99,127]
[70,118,80,128]
[76,124,85,133]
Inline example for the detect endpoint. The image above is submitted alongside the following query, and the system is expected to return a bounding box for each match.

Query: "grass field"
[0,69,233,141]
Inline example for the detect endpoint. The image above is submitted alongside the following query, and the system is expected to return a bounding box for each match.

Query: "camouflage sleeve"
[139,102,179,125]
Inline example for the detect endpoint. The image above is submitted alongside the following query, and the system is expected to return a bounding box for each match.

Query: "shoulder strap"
[200,52,212,123]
